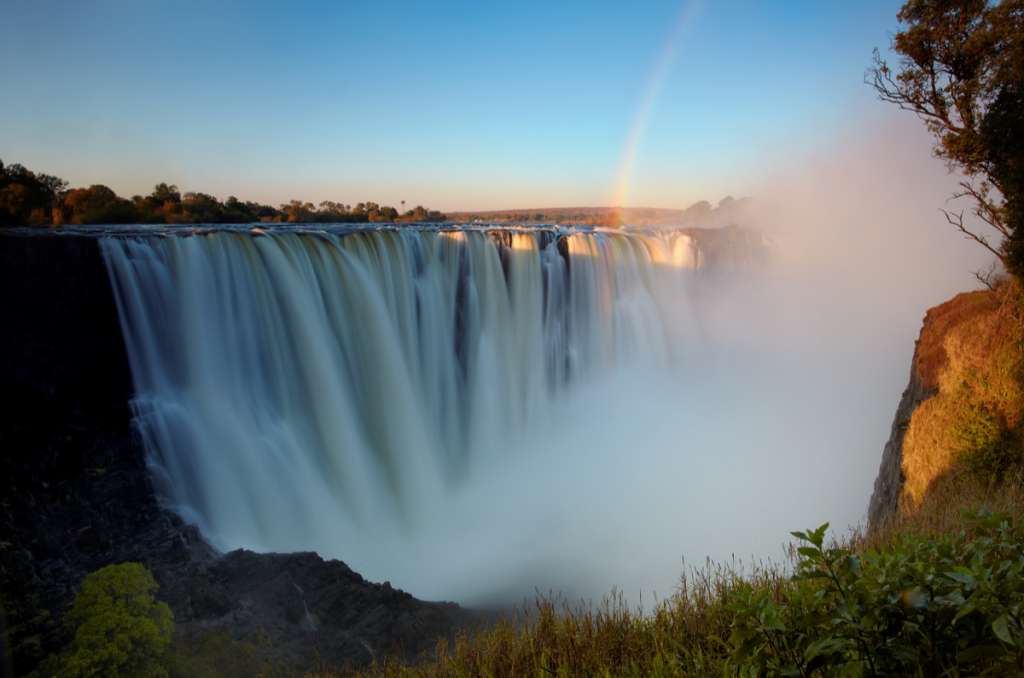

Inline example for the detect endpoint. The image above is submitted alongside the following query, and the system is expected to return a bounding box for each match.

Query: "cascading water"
[101,226,706,600]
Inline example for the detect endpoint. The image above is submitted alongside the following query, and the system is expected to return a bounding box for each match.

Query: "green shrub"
[955,403,1022,484]
[54,562,174,678]
[728,511,1024,676]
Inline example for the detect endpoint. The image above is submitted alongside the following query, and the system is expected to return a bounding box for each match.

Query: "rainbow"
[611,0,702,220]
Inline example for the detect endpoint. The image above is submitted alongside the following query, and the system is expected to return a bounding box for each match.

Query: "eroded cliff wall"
[867,289,1004,529]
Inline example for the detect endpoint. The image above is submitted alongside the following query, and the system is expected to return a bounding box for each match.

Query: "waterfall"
[100,226,703,597]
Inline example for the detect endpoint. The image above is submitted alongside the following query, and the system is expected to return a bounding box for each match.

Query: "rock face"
[0,232,474,676]
[866,290,998,530]
[867,352,933,529]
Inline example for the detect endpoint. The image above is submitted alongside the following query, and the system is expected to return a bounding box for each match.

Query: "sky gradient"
[1,1,905,211]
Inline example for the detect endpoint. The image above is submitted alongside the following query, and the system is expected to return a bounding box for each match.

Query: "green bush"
[53,562,174,678]
[728,511,1024,676]
[954,403,1022,484]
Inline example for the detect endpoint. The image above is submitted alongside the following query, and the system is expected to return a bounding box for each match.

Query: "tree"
[61,185,137,224]
[983,73,1024,274]
[0,158,446,227]
[181,192,223,223]
[150,183,181,205]
[0,158,67,226]
[58,563,174,677]
[280,199,317,223]
[36,173,68,197]
[869,0,1024,280]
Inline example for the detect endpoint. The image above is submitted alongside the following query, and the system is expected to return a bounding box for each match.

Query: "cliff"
[868,287,1018,530]
[0,233,476,676]
[866,352,930,528]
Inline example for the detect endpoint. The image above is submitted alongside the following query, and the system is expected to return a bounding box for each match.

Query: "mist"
[102,113,997,608]
[380,113,996,605]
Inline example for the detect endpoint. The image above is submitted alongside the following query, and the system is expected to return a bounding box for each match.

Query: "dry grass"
[311,561,788,678]
[863,470,1024,551]
[913,288,998,391]
[314,497,1024,678]
[900,281,1024,509]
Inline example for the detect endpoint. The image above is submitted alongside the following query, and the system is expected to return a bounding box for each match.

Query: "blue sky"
[1,1,904,210]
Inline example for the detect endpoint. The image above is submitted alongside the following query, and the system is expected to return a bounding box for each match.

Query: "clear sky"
[1,0,904,211]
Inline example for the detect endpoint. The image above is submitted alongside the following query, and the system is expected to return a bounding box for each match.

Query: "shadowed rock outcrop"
[867,352,932,528]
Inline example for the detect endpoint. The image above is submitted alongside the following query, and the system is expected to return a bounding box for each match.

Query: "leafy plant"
[728,511,1024,676]
[52,562,174,678]
[956,403,1020,483]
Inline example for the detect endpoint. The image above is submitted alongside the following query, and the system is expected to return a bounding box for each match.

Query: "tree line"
[0,159,446,227]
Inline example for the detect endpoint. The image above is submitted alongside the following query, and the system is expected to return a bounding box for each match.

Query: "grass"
[314,561,784,677]
[901,280,1024,511]
[314,505,1024,677]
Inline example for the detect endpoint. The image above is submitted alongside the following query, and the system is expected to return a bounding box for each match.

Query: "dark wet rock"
[166,550,471,670]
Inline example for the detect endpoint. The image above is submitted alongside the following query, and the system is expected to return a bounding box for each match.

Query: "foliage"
[0,159,66,226]
[0,157,447,227]
[869,0,1024,279]
[324,564,760,678]
[167,629,285,678]
[61,184,138,225]
[955,403,1019,483]
[50,562,174,678]
[730,511,1024,676]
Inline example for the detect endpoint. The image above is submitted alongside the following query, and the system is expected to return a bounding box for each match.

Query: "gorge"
[3,224,773,671]
[0,211,1001,673]
[99,226,767,597]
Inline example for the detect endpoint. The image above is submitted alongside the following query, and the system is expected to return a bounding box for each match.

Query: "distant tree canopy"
[0,159,447,227]
[0,159,67,226]
[869,0,1024,280]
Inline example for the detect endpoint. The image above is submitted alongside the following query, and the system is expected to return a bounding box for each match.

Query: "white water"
[101,227,712,600]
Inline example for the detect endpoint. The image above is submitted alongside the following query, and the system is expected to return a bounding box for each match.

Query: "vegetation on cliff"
[0,160,446,227]
[898,283,1024,519]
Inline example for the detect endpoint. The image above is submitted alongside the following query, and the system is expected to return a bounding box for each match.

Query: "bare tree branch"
[942,208,1006,264]
[972,261,1002,291]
